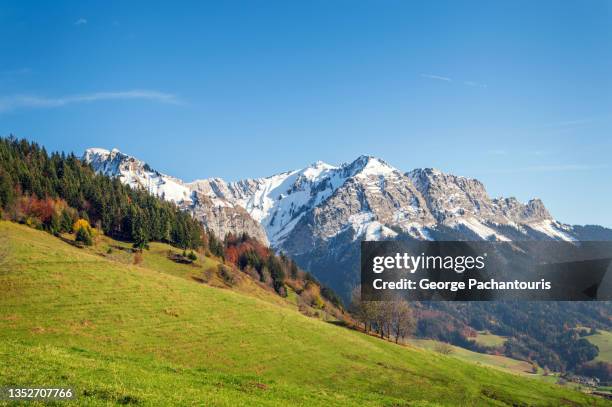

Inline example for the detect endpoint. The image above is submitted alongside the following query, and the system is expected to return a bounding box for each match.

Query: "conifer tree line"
[0,136,202,249]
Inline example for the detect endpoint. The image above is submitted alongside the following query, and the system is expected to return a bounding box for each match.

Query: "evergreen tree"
[0,169,14,209]
[267,256,285,295]
[75,226,93,246]
[60,209,74,233]
[132,210,149,250]
[0,136,204,250]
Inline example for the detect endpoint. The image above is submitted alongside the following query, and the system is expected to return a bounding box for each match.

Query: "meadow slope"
[584,329,612,366]
[0,222,607,406]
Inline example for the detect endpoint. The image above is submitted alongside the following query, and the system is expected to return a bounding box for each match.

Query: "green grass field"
[587,330,612,364]
[406,339,531,375]
[471,332,507,348]
[0,221,608,406]
[71,232,295,310]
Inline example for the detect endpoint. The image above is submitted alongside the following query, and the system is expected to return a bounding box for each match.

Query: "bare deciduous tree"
[351,287,415,343]
[390,299,415,344]
[350,285,377,333]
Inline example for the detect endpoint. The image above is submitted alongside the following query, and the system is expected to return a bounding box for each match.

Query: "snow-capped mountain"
[187,156,431,247]
[83,148,193,204]
[83,148,269,244]
[190,155,578,249]
[84,148,581,247]
[84,148,607,295]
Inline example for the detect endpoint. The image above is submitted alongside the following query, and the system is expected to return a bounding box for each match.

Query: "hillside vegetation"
[0,222,607,406]
[588,331,612,364]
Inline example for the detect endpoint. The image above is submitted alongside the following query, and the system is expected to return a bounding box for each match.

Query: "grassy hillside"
[0,222,607,406]
[68,232,301,311]
[472,332,507,348]
[587,330,612,364]
[406,339,531,375]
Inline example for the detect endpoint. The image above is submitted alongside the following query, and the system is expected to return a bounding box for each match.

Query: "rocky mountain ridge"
[191,155,576,249]
[84,147,598,294]
[84,148,578,248]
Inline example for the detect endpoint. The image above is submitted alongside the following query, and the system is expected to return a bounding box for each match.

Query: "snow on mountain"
[84,148,580,248]
[83,148,269,244]
[190,155,431,246]
[347,212,399,241]
[406,167,574,243]
[524,219,576,241]
[84,148,193,204]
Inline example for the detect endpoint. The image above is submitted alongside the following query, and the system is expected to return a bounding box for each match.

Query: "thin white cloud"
[464,80,487,88]
[0,90,181,113]
[420,73,452,82]
[421,74,488,88]
[74,18,88,25]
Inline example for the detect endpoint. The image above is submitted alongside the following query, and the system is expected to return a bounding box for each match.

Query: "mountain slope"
[0,221,605,406]
[83,147,193,204]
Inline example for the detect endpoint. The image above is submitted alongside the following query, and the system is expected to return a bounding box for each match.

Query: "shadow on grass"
[57,235,83,248]
[110,244,135,253]
[325,319,353,329]
[168,252,199,266]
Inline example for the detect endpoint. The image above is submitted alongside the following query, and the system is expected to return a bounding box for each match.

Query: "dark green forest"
[0,136,203,249]
[417,301,611,374]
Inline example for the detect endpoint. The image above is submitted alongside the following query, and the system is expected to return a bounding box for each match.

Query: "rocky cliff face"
[198,155,575,250]
[407,168,553,225]
[185,193,269,244]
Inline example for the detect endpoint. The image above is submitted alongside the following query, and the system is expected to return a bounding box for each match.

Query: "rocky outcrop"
[187,194,269,244]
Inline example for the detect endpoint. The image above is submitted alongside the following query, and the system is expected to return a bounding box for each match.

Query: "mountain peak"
[417,167,442,176]
[343,155,397,178]
[524,198,552,221]
[84,147,110,157]
[300,160,336,180]
[84,147,129,163]
[310,159,331,168]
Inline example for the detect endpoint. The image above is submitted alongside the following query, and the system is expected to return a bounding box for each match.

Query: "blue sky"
[0,1,610,227]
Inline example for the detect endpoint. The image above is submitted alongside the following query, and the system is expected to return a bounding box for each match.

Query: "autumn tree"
[75,225,93,246]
